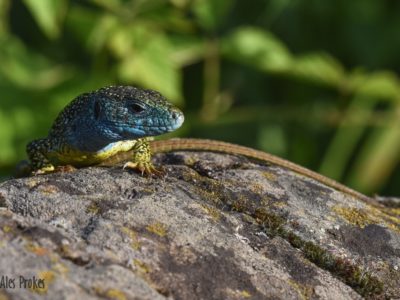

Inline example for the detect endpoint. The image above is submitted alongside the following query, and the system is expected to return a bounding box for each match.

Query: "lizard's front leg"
[123,138,164,176]
[26,139,56,175]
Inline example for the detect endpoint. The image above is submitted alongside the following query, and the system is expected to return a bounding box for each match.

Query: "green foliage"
[22,0,66,39]
[0,36,70,88]
[222,27,292,73]
[0,0,399,196]
[192,0,233,31]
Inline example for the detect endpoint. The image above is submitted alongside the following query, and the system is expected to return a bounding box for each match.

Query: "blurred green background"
[1,0,400,196]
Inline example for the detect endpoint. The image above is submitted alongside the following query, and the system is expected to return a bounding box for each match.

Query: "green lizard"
[19,85,373,204]
[21,86,184,176]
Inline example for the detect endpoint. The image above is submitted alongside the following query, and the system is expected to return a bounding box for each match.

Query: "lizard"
[19,85,374,204]
[19,85,184,176]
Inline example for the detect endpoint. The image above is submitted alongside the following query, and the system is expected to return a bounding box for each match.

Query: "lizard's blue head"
[90,86,184,140]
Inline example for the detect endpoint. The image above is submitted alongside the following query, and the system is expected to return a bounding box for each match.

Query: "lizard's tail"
[150,138,374,205]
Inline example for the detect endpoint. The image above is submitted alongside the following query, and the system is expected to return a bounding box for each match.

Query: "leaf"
[347,106,400,193]
[222,27,292,73]
[169,35,206,67]
[22,0,67,39]
[0,0,10,35]
[89,0,122,12]
[290,53,345,87]
[65,5,105,49]
[0,36,70,89]
[87,14,119,54]
[349,71,400,101]
[192,0,233,31]
[115,29,182,103]
[107,23,134,58]
[319,96,376,182]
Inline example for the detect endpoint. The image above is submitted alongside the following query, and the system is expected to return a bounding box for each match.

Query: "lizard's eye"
[130,103,145,114]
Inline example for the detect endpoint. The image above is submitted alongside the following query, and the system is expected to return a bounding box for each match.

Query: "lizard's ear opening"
[94,100,101,120]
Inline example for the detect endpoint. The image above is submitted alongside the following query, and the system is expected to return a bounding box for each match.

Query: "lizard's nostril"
[171,109,184,128]
[171,110,182,120]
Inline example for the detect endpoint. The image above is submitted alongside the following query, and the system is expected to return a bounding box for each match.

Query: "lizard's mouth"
[119,110,184,138]
[144,108,184,133]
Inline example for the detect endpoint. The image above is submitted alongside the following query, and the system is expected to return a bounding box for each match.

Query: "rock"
[0,151,398,300]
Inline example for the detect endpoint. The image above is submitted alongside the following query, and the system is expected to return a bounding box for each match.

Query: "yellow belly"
[48,140,138,167]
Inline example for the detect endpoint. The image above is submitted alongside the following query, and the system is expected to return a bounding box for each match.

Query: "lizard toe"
[123,161,165,177]
[32,165,55,176]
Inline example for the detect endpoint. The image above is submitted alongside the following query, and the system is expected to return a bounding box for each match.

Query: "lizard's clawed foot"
[55,165,77,173]
[123,161,165,177]
[32,164,77,176]
[32,165,55,176]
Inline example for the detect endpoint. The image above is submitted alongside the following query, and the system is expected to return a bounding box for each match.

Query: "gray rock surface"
[0,151,399,300]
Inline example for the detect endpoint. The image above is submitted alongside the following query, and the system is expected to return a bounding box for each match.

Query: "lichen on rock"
[0,151,398,299]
